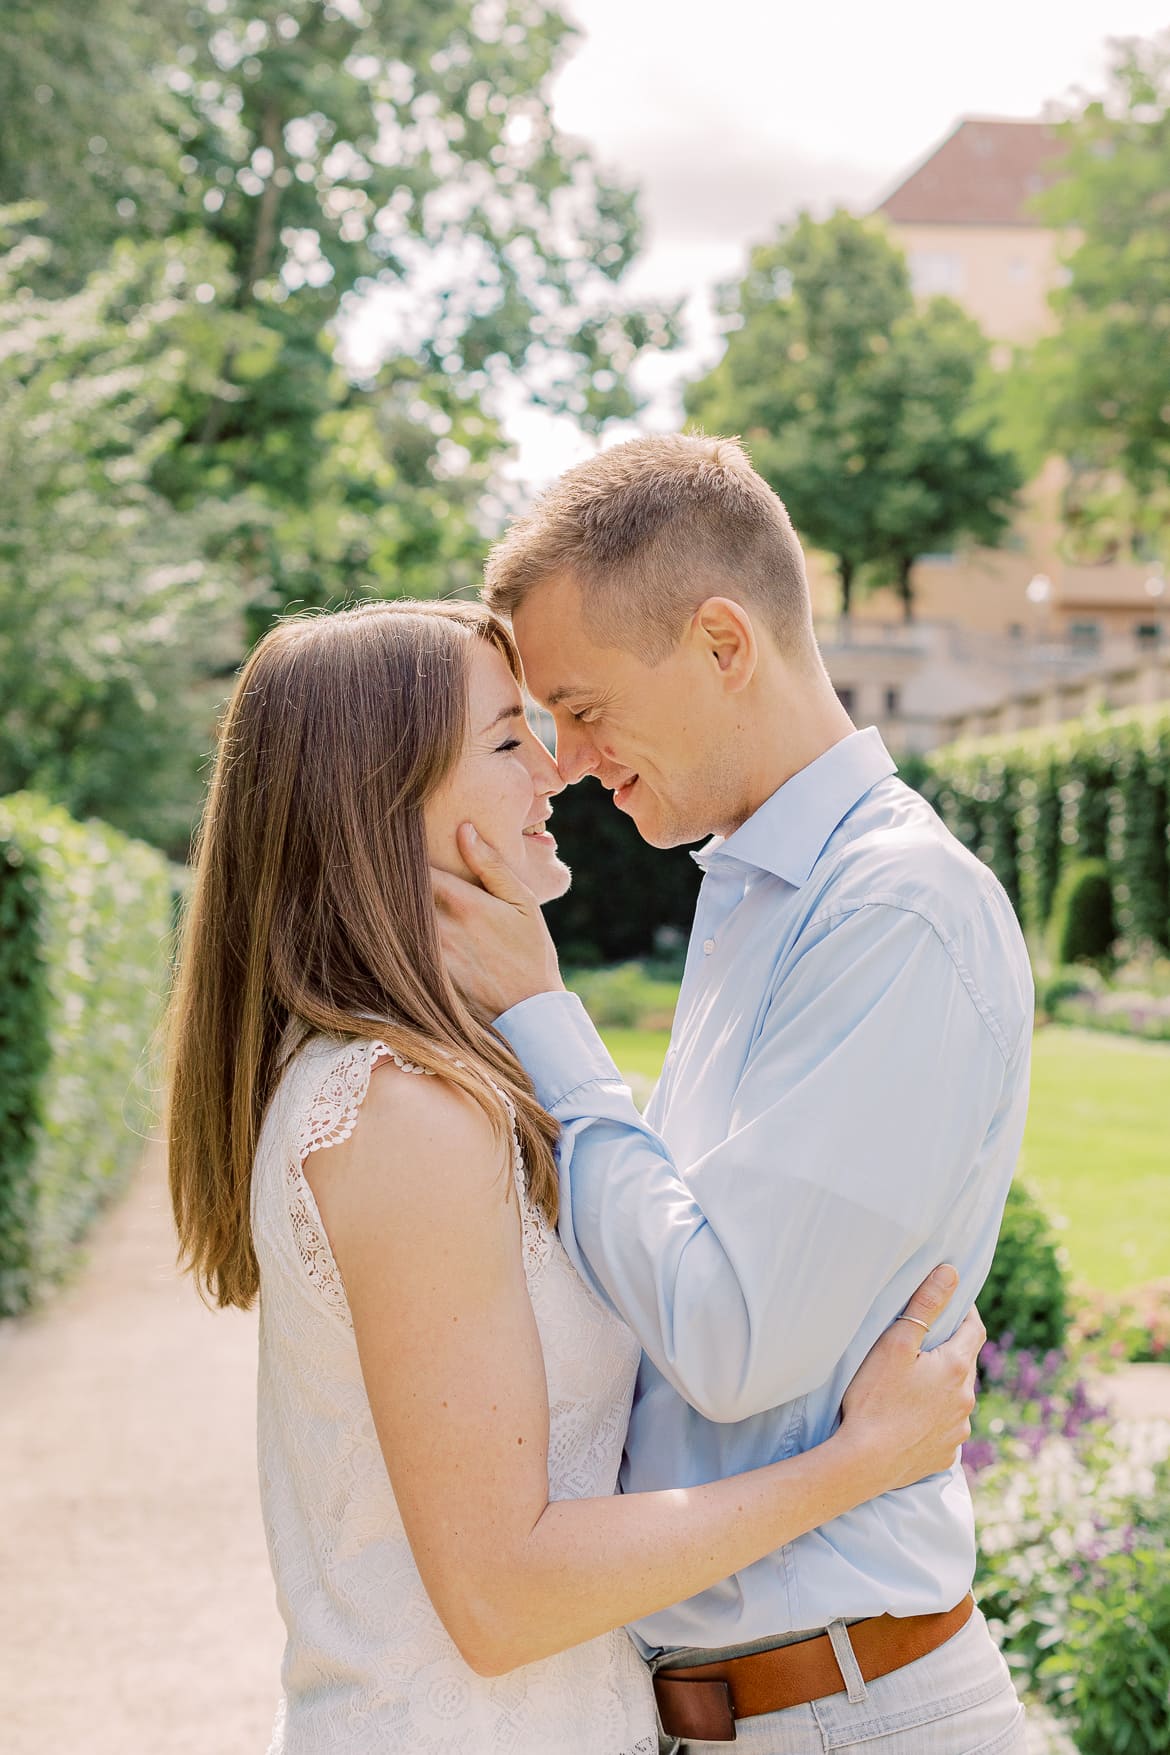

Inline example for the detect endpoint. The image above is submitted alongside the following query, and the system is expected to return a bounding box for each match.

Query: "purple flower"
[979,1340,1006,1383]
[1015,1352,1042,1400]
[962,1438,999,1475]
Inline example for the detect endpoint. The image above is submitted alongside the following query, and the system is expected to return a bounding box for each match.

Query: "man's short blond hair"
[483,433,818,665]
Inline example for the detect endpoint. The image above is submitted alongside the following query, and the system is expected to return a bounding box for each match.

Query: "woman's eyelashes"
[495,736,523,753]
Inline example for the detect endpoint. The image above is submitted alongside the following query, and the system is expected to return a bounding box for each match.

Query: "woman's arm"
[307,1066,978,1678]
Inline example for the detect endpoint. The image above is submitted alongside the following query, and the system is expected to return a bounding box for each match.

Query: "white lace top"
[251,1032,657,1755]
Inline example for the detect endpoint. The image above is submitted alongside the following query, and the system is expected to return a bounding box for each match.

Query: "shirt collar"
[691,727,897,888]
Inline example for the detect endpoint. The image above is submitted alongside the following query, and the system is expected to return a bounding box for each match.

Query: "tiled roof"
[876,118,1066,228]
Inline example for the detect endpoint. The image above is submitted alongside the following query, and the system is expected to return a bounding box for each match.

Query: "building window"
[1068,621,1101,651]
[908,251,964,297]
[885,687,901,717]
[1135,621,1163,648]
[1009,256,1031,282]
[836,686,855,714]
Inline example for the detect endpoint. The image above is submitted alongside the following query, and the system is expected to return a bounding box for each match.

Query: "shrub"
[980,1180,1069,1354]
[1048,859,1116,967]
[0,833,51,1310]
[0,793,172,1313]
[1045,1543,1170,1753]
[1037,964,1104,1013]
[569,961,680,1030]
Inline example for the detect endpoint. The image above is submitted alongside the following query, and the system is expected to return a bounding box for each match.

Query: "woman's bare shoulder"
[303,1048,513,1228]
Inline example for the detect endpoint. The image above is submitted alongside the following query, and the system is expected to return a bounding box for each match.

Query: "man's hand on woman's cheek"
[431,823,565,1017]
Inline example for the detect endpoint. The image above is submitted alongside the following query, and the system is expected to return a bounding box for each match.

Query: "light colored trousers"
[660,1607,1026,1755]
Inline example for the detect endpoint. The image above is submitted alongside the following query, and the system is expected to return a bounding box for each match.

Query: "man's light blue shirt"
[496,728,1033,1654]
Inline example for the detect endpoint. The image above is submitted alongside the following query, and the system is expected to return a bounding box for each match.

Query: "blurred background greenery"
[3,5,1170,877]
[0,0,677,849]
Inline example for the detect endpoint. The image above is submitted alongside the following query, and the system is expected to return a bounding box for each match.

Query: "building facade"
[810,117,1167,749]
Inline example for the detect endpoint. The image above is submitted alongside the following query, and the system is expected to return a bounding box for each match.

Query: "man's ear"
[691,596,758,693]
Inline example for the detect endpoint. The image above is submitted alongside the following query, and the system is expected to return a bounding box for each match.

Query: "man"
[435,434,1032,1751]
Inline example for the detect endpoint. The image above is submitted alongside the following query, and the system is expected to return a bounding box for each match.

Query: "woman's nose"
[535,742,567,798]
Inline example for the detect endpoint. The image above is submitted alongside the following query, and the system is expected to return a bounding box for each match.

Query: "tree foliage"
[0,213,245,850]
[151,0,675,628]
[1016,31,1170,560]
[0,0,189,286]
[0,0,675,844]
[685,211,1021,616]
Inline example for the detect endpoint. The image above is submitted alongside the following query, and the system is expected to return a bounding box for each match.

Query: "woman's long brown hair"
[167,600,561,1310]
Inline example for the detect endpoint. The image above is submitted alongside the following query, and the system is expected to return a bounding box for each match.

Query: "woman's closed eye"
[495,737,522,753]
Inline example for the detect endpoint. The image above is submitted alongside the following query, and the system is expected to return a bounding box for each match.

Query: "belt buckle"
[653,1674,736,1742]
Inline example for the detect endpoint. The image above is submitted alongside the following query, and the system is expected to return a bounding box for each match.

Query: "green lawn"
[601,1027,672,1085]
[1020,1028,1170,1292]
[600,1023,1170,1293]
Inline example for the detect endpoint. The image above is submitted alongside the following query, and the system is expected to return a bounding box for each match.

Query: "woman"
[168,600,981,1755]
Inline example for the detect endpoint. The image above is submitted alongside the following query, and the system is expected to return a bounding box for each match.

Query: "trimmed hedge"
[0,794,172,1314]
[905,705,1170,952]
[1047,859,1116,967]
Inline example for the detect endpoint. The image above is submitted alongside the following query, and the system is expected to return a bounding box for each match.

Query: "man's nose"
[554,724,600,785]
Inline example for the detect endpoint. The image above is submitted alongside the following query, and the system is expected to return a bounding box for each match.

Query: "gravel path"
[0,1144,283,1755]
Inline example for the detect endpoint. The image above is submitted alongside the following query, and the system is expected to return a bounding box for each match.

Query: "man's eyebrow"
[478,703,525,736]
[545,685,584,708]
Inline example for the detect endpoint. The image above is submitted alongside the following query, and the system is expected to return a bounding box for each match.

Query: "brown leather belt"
[653,1594,975,1743]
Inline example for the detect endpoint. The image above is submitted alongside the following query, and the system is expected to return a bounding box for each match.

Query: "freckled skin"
[425,643,572,902]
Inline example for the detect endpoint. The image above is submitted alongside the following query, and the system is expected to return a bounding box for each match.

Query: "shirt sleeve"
[495,903,1010,1424]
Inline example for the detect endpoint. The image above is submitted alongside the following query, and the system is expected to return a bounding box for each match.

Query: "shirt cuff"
[493,990,622,1110]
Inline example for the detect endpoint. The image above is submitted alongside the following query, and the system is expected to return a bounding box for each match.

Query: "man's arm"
[497,903,1012,1424]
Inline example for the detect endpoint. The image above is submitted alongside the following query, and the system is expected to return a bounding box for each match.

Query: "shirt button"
[703,938,716,955]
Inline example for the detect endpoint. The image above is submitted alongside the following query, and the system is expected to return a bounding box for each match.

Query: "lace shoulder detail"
[297,1037,429,1162]
[279,1034,550,1316]
[284,1038,428,1323]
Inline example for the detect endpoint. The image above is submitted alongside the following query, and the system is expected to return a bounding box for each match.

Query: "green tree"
[685,211,1020,617]
[1,0,677,632]
[867,300,1021,620]
[1016,31,1170,561]
[0,214,245,851]
[0,0,188,287]
[0,0,677,847]
[152,0,676,628]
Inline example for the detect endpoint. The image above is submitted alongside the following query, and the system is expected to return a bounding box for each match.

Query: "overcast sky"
[495,0,1169,487]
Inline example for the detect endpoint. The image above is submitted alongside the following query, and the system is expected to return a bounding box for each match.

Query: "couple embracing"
[168,434,1033,1753]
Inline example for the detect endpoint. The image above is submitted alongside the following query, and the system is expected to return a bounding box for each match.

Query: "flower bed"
[969,1326,1170,1749]
[1070,1280,1170,1364]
